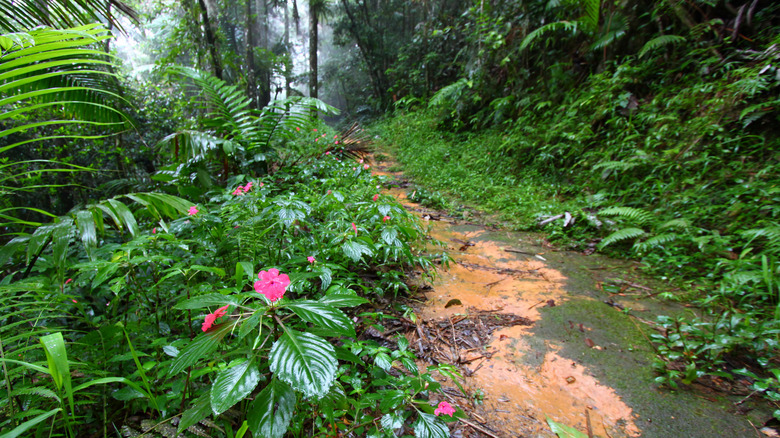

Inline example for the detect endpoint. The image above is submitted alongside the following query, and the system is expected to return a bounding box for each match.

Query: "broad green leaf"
[374,352,392,371]
[318,292,369,308]
[378,389,406,412]
[191,264,226,278]
[178,392,212,433]
[546,417,589,438]
[381,411,404,432]
[342,240,373,262]
[0,408,60,438]
[270,329,337,399]
[284,300,355,337]
[210,359,261,415]
[169,322,234,375]
[381,228,400,246]
[413,413,449,438]
[174,293,241,310]
[75,209,96,255]
[247,379,296,438]
[40,333,73,415]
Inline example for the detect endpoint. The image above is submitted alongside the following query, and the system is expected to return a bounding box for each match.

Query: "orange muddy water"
[372,159,768,438]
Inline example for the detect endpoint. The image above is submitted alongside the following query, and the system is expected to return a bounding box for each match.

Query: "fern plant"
[156,66,338,187]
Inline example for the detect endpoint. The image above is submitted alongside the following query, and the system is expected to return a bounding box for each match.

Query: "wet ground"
[372,159,772,438]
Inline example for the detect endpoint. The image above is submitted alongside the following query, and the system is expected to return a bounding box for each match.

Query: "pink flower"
[335,140,339,145]
[65,278,72,285]
[254,268,290,302]
[260,182,264,187]
[434,401,456,416]
[152,227,157,234]
[72,299,77,303]
[351,222,357,234]
[296,127,300,131]
[313,129,318,132]
[202,305,229,332]
[327,190,332,195]
[383,215,391,222]
[307,256,316,264]
[372,194,379,202]
[232,186,245,196]
[364,164,370,170]
[359,159,364,163]
[325,151,331,155]
[316,138,319,142]
[188,206,199,216]
[334,135,338,139]
[244,182,253,192]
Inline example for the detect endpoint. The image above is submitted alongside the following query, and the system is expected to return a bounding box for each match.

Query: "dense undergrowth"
[0,136,466,437]
[372,51,780,411]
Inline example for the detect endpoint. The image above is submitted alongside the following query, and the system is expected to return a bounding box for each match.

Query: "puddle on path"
[372,158,766,438]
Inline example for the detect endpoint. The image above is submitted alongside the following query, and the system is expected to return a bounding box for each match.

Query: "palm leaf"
[0,0,139,34]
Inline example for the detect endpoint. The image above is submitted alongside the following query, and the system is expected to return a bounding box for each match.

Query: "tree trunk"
[284,0,292,97]
[246,0,257,108]
[197,0,223,80]
[308,0,318,100]
[258,0,272,108]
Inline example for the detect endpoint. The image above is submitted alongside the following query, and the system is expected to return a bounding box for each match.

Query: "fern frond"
[598,206,654,225]
[598,227,646,249]
[638,232,679,249]
[742,226,780,252]
[582,0,601,32]
[638,35,686,58]
[519,21,579,51]
[657,218,690,230]
[429,78,470,108]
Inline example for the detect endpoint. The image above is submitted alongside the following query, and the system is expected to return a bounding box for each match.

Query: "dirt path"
[373,159,771,438]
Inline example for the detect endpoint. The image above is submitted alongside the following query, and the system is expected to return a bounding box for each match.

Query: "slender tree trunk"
[246,0,257,108]
[284,0,292,97]
[308,0,318,100]
[258,0,272,107]
[197,0,223,79]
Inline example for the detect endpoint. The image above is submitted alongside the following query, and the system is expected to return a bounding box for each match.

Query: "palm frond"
[0,0,139,34]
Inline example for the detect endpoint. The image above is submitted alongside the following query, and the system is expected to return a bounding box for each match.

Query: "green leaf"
[413,413,449,438]
[318,291,369,308]
[238,309,265,341]
[0,408,60,438]
[247,379,296,438]
[211,359,261,415]
[284,300,356,337]
[381,411,404,432]
[174,293,241,310]
[342,240,373,262]
[178,392,212,433]
[191,264,226,278]
[40,333,73,415]
[546,416,589,438]
[169,322,234,375]
[269,329,337,399]
[598,227,646,249]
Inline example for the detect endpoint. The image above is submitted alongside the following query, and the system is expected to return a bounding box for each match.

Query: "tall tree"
[196,0,223,79]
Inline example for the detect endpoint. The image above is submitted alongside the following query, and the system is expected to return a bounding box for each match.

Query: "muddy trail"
[371,159,772,438]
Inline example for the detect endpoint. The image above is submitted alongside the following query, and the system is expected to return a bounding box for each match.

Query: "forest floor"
[371,156,774,438]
